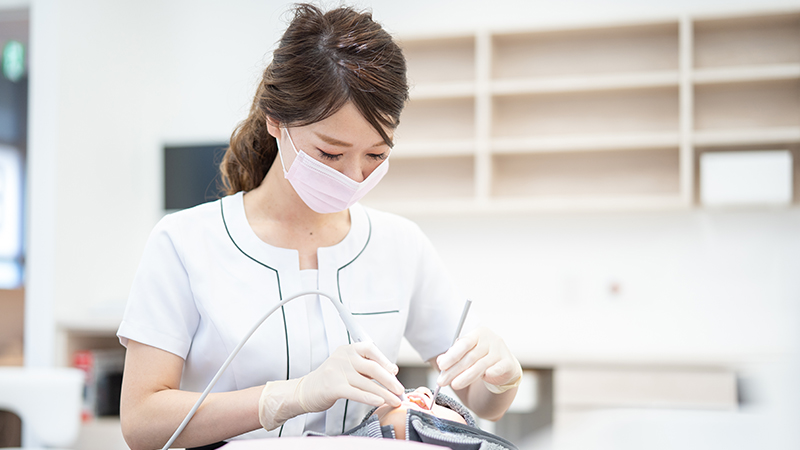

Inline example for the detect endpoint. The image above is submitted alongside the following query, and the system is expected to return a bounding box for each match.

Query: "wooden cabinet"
[0,289,24,366]
[364,10,800,213]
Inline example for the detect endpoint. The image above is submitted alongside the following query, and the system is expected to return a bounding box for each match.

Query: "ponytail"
[219,81,278,195]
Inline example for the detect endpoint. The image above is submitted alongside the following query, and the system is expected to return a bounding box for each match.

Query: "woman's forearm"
[458,382,517,422]
[121,384,263,450]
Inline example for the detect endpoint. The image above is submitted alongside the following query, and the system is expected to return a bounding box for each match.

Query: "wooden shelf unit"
[362,10,800,214]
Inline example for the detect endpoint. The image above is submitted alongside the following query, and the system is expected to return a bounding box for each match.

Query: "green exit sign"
[2,40,25,82]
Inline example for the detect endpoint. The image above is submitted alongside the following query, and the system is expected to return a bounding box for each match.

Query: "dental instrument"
[430,299,472,410]
[161,289,373,450]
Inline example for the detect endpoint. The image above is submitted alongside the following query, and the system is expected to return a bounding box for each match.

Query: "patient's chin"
[430,404,467,425]
[375,403,468,440]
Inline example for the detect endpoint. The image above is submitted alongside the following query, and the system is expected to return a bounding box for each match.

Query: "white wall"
[14,0,800,447]
[18,0,800,372]
[414,209,800,364]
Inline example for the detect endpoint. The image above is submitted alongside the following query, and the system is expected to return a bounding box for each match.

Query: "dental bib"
[337,391,518,450]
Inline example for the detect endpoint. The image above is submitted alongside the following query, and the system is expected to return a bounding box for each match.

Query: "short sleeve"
[117,215,199,359]
[403,228,463,362]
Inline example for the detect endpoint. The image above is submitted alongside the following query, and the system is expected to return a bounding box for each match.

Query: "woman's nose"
[341,161,369,183]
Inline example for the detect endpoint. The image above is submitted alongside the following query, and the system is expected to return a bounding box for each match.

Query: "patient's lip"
[406,392,431,410]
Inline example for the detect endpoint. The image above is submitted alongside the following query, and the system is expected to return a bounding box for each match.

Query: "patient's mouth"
[407,393,431,410]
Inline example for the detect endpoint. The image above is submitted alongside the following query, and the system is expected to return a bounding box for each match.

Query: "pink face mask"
[276,127,390,214]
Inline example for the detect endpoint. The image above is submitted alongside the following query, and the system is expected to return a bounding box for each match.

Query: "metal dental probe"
[430,298,472,409]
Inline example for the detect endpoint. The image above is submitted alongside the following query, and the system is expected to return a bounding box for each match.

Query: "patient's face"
[373,386,467,440]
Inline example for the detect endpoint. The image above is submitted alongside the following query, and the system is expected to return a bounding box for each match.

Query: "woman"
[117,4,522,450]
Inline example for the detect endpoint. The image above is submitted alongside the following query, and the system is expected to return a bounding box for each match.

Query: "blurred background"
[1,0,800,449]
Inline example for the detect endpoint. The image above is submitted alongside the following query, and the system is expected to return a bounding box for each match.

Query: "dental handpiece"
[161,290,371,450]
[430,299,472,409]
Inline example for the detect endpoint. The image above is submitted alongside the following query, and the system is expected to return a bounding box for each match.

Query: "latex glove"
[259,342,404,431]
[435,326,522,393]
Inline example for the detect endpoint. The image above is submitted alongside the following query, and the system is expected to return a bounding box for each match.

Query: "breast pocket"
[348,299,405,361]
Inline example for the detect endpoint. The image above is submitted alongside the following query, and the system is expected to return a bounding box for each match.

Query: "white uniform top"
[117,191,462,439]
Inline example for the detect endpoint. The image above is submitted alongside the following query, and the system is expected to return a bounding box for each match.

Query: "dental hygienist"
[116,4,522,450]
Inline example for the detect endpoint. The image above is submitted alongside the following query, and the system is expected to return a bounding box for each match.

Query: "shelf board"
[371,194,687,215]
[488,128,800,153]
[492,71,680,95]
[57,316,122,334]
[365,198,483,215]
[693,64,800,84]
[409,81,476,99]
[492,132,680,153]
[486,195,688,213]
[693,127,800,147]
[391,139,476,158]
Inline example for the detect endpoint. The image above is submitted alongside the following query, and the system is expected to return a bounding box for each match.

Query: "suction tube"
[161,290,372,450]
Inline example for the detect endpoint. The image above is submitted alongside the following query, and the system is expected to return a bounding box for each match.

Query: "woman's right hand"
[258,342,404,430]
[297,342,405,411]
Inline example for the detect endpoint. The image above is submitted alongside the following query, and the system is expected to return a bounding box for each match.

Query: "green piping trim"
[336,210,373,433]
[220,199,289,436]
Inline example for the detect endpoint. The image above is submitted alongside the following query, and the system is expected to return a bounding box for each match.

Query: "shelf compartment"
[693,64,800,85]
[492,22,679,79]
[365,155,475,203]
[492,132,680,154]
[400,35,476,84]
[60,331,124,368]
[694,13,800,69]
[491,148,680,198]
[694,80,800,131]
[693,143,800,206]
[491,71,679,95]
[396,97,475,141]
[492,87,679,138]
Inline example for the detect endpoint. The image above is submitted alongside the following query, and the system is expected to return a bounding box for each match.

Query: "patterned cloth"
[340,390,517,450]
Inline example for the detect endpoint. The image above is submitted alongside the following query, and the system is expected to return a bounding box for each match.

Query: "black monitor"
[163,144,227,210]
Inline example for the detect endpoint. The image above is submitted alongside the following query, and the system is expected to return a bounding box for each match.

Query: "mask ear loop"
[275,126,299,176]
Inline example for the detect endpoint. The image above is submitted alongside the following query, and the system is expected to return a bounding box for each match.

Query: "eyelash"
[318,151,341,161]
[369,152,388,161]
[318,150,387,161]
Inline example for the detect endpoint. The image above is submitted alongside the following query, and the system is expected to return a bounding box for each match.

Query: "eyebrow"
[315,132,388,149]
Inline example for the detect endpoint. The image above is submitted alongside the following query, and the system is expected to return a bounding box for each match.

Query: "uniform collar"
[220,191,370,273]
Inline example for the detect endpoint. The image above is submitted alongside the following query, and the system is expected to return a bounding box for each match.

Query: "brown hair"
[220,3,409,195]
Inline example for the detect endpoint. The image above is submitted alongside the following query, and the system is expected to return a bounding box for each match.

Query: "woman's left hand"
[435,326,522,393]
